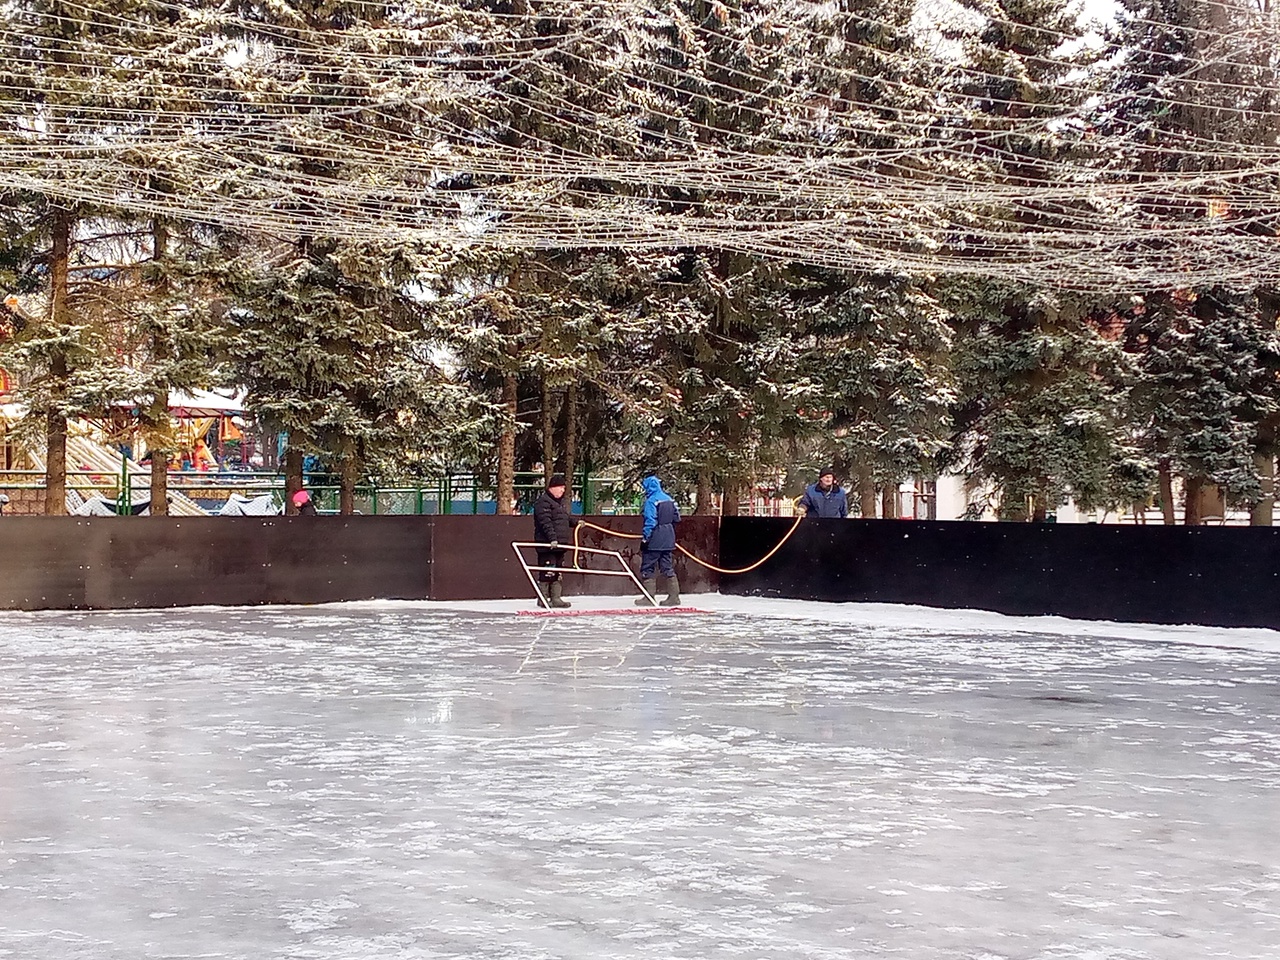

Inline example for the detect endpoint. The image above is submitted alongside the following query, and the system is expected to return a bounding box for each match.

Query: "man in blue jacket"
[636,474,681,606]
[799,467,848,519]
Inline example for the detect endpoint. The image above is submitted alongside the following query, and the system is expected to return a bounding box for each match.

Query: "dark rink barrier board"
[0,517,434,610]
[719,517,1280,630]
[0,515,719,610]
[429,514,719,601]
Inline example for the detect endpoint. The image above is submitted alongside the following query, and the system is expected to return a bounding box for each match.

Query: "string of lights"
[1,0,1278,292]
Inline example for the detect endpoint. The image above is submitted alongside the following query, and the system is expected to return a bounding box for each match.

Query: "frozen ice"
[2,596,1279,959]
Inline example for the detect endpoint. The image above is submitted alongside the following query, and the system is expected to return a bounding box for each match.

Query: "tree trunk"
[284,434,304,514]
[262,424,278,471]
[1031,495,1048,523]
[148,216,170,515]
[339,447,358,516]
[1202,483,1225,522]
[1158,459,1176,524]
[1252,454,1275,526]
[540,378,556,481]
[999,497,1028,522]
[147,392,169,515]
[44,207,72,516]
[1184,474,1204,525]
[695,469,715,516]
[857,468,876,519]
[721,476,741,517]
[562,383,578,494]
[881,485,896,520]
[496,373,518,515]
[44,399,67,516]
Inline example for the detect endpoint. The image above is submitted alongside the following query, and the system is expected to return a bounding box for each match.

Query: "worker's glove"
[549,540,559,549]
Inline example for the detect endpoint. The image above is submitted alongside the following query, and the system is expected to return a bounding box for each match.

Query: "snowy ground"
[2,596,1279,960]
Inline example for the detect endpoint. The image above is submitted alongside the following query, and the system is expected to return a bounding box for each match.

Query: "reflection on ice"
[2,598,1279,959]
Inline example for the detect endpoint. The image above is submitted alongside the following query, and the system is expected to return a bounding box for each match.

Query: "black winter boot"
[548,580,571,609]
[660,576,682,607]
[635,578,658,606]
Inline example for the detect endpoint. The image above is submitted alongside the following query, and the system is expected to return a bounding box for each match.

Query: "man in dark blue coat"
[799,468,848,519]
[636,474,681,606]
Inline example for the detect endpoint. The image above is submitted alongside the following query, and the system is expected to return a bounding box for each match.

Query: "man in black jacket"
[532,473,578,608]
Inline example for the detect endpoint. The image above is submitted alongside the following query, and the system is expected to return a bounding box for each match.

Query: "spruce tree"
[1121,290,1280,523]
[779,2,957,515]
[222,236,472,513]
[0,0,227,513]
[2,0,113,512]
[1097,0,1280,522]
[798,274,955,516]
[945,282,1133,519]
[937,0,1131,519]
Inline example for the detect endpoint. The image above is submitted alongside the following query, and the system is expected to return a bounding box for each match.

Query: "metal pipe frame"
[511,541,657,607]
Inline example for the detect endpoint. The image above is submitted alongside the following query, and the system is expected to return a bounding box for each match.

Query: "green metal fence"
[0,468,642,516]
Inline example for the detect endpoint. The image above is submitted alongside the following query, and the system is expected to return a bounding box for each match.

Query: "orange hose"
[573,507,804,576]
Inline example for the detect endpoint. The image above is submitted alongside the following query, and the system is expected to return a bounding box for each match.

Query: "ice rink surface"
[2,595,1279,960]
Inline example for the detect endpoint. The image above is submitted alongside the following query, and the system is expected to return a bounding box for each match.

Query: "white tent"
[218,493,279,517]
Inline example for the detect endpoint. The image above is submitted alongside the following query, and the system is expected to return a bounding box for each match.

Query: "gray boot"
[635,578,658,606]
[548,580,571,609]
[660,576,682,607]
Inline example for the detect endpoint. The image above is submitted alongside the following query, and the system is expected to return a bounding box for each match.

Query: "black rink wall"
[0,515,720,610]
[0,516,432,610]
[7,514,1280,627]
[720,517,1280,630]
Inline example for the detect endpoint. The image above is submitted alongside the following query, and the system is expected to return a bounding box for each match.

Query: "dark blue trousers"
[640,549,675,579]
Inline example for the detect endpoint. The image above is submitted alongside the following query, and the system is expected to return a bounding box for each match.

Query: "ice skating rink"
[2,596,1279,959]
